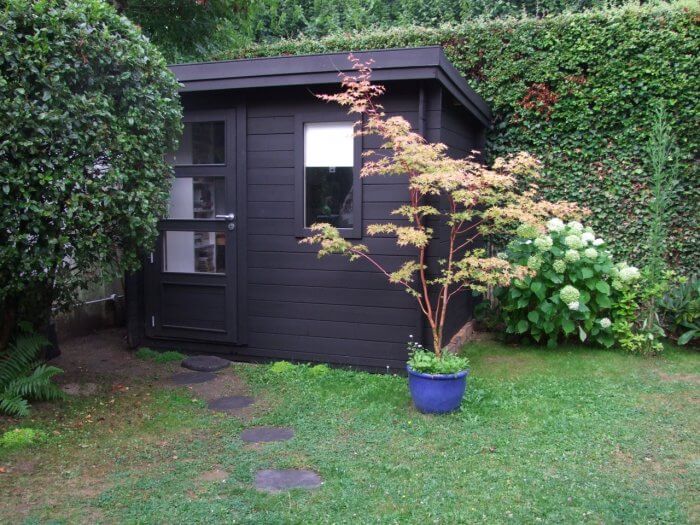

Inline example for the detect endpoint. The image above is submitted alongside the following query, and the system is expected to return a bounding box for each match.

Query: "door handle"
[215,213,236,221]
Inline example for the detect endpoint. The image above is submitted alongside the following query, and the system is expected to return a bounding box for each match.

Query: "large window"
[304,122,355,229]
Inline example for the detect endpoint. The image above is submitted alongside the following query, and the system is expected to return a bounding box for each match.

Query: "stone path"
[173,356,322,493]
[241,426,294,443]
[170,371,217,385]
[181,355,230,372]
[254,469,322,493]
[207,395,255,413]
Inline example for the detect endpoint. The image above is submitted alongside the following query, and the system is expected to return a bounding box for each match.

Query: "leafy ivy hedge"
[211,3,699,273]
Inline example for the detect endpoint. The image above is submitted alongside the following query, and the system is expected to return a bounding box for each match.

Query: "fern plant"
[0,333,65,417]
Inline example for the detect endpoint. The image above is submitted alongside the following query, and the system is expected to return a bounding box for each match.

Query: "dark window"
[304,122,355,228]
[168,121,225,165]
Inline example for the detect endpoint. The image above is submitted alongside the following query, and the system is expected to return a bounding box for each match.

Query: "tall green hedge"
[212,3,699,273]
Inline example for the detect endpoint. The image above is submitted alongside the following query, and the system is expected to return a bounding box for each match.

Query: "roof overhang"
[170,46,492,127]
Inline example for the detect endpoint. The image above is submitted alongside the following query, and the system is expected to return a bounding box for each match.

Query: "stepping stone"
[181,355,230,373]
[241,426,294,443]
[255,469,322,493]
[170,371,216,385]
[207,396,254,413]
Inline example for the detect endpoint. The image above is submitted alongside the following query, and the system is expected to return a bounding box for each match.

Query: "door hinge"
[151,315,155,328]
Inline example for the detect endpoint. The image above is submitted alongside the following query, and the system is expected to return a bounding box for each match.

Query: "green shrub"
[0,0,182,346]
[210,3,699,274]
[496,219,642,348]
[0,334,65,417]
[0,427,45,449]
[660,275,699,346]
[135,348,185,363]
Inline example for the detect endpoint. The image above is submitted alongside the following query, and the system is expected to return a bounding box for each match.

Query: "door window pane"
[168,177,225,219]
[304,122,354,228]
[163,231,226,273]
[168,121,225,165]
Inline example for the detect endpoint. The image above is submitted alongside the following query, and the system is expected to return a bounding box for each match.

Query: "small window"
[304,122,354,228]
[167,121,225,165]
[163,231,226,273]
[168,177,225,219]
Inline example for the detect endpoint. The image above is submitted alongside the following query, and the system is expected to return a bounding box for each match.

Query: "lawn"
[1,338,698,524]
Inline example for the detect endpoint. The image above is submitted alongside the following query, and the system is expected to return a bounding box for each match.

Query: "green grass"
[135,347,185,363]
[1,342,698,523]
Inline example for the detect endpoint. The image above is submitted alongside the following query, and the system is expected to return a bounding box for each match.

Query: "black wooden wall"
[127,80,485,369]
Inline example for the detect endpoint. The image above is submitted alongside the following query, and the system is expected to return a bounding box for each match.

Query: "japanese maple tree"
[302,56,582,356]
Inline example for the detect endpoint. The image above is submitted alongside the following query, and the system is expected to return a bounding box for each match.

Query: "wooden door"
[144,109,238,344]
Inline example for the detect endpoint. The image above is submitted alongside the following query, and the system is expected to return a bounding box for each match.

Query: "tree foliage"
[302,58,582,354]
[0,0,182,347]
[216,2,699,275]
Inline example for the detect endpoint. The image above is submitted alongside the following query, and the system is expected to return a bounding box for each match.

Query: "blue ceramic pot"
[407,365,469,414]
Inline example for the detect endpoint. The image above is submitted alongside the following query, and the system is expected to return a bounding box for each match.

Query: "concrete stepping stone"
[170,371,216,385]
[207,395,254,413]
[241,426,294,443]
[255,469,322,493]
[181,355,230,372]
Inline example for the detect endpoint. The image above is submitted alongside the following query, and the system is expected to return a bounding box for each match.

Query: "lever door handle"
[215,213,236,221]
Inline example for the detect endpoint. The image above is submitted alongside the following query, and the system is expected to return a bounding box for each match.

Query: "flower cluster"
[534,235,553,251]
[497,218,635,349]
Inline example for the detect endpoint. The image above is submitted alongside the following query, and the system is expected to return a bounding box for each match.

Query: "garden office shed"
[125,46,492,369]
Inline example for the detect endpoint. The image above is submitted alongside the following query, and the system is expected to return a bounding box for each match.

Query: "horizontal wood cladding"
[249,300,415,326]
[248,284,413,309]
[247,332,408,360]
[249,316,411,343]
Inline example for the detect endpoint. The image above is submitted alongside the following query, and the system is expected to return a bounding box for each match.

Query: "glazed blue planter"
[407,366,470,414]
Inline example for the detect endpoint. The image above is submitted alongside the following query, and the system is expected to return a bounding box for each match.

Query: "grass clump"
[135,347,185,363]
[0,428,45,449]
[269,360,296,374]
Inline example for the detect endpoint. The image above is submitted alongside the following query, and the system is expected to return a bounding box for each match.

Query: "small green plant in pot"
[302,56,581,413]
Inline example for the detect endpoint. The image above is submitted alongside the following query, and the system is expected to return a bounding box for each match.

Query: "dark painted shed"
[125,46,492,369]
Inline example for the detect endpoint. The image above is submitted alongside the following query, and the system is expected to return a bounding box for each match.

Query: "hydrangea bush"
[495,219,640,348]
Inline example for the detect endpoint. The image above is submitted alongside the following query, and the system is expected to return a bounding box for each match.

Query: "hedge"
[209,3,699,273]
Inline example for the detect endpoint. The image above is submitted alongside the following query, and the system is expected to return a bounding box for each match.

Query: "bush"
[660,275,699,346]
[495,219,641,348]
[0,0,182,348]
[213,3,699,274]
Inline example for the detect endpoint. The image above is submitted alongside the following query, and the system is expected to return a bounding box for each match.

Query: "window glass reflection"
[168,177,225,219]
[163,231,226,273]
[167,121,225,165]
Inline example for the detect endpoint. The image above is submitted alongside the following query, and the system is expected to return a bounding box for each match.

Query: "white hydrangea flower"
[553,259,566,273]
[527,255,543,271]
[583,248,598,259]
[567,301,580,311]
[560,285,580,304]
[547,218,565,232]
[619,266,640,282]
[581,232,595,244]
[564,235,584,250]
[567,221,584,232]
[534,235,553,251]
[593,238,604,246]
[565,249,580,263]
[599,318,612,329]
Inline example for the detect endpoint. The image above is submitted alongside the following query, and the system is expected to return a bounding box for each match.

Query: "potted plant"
[303,56,582,413]
[406,338,470,413]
